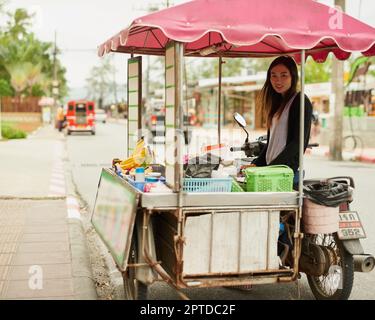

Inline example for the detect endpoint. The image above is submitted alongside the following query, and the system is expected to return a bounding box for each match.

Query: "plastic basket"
[244,165,294,192]
[183,178,232,192]
[231,179,244,192]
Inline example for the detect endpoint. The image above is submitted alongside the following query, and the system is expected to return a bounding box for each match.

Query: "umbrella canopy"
[98,0,375,61]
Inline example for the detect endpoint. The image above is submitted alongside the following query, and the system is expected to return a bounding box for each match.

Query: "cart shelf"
[105,168,298,209]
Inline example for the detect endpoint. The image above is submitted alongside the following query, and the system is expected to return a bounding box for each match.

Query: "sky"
[3,0,375,97]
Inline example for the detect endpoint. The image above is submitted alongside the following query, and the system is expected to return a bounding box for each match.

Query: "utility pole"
[330,0,345,161]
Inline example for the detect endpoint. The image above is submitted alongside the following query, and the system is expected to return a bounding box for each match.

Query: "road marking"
[48,142,66,197]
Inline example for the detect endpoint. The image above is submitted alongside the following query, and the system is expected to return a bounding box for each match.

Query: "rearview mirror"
[233,112,247,128]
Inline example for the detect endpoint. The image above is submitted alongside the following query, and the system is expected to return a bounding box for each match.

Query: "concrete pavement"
[0,125,97,300]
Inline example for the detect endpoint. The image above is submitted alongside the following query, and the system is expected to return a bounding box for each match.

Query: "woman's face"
[270,64,292,95]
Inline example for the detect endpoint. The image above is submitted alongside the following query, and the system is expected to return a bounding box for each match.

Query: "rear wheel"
[122,233,148,300]
[91,131,95,135]
[306,233,354,300]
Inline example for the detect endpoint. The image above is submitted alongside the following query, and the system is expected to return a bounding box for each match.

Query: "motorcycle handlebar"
[307,143,319,148]
[230,146,244,152]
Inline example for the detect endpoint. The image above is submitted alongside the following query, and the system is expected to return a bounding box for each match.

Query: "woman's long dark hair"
[257,56,299,129]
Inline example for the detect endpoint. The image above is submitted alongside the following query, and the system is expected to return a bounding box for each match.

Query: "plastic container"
[211,170,229,178]
[183,178,232,192]
[134,181,145,192]
[243,165,294,192]
[148,172,161,178]
[135,167,145,182]
[302,199,339,234]
[145,176,159,183]
[231,179,244,192]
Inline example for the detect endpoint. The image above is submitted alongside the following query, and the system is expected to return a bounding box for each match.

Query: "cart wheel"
[122,234,149,300]
[91,131,96,135]
[67,130,71,135]
[306,233,354,300]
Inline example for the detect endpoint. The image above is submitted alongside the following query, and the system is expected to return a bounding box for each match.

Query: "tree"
[5,8,32,40]
[0,7,67,99]
[0,78,13,96]
[4,63,28,96]
[305,57,331,84]
[85,56,116,108]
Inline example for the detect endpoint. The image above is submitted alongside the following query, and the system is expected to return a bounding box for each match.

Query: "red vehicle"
[66,100,95,135]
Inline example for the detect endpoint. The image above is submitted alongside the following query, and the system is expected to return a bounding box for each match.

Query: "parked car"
[95,109,107,123]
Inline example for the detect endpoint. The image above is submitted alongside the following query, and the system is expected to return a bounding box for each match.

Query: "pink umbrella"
[97,0,375,199]
[98,0,375,61]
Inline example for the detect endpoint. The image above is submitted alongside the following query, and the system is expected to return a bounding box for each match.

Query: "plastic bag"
[184,153,220,178]
[303,181,353,207]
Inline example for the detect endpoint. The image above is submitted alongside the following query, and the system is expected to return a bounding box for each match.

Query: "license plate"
[338,211,366,240]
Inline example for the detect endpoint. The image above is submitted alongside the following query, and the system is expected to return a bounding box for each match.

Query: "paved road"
[66,123,126,210]
[66,122,375,300]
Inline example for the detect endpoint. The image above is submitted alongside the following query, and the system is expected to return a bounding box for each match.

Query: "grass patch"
[1,121,27,139]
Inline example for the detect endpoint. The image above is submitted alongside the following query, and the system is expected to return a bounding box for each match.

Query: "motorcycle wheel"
[307,233,354,300]
[122,233,148,300]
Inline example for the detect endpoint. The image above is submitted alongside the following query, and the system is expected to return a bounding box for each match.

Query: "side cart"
[92,0,375,300]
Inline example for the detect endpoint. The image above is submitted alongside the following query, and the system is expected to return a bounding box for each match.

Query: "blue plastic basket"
[183,178,233,192]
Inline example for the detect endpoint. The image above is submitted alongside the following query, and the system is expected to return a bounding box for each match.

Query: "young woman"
[251,56,313,186]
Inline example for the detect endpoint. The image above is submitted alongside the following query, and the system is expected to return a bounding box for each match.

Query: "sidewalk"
[0,125,97,300]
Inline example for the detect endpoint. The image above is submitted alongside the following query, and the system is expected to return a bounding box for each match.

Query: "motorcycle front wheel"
[307,233,354,300]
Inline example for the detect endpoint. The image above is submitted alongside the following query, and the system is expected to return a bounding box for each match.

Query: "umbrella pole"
[218,56,223,146]
[175,42,184,205]
[298,50,306,208]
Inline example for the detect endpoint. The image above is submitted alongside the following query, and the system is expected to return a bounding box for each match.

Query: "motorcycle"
[231,112,375,300]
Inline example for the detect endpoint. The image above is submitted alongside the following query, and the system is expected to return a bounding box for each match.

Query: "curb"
[62,137,98,300]
[27,125,43,139]
[68,219,98,300]
[355,155,375,164]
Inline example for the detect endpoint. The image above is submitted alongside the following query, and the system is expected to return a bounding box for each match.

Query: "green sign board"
[91,169,139,270]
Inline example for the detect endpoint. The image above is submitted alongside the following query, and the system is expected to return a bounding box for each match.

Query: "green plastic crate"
[243,165,294,192]
[231,179,244,192]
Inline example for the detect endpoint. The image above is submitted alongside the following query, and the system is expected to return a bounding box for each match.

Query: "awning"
[98,0,375,62]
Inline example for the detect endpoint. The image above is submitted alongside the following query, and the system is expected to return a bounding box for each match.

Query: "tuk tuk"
[92,0,375,300]
[66,100,96,135]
